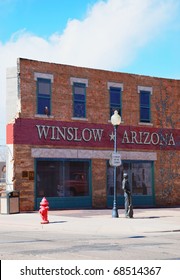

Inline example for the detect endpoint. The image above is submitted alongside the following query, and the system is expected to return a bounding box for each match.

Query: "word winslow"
[36,125,104,142]
[122,130,175,146]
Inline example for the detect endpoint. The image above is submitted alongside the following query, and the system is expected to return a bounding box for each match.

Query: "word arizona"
[36,125,104,142]
[122,130,175,146]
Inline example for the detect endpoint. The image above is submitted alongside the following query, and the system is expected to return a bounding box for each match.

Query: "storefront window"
[107,161,153,196]
[36,160,89,197]
[131,162,152,195]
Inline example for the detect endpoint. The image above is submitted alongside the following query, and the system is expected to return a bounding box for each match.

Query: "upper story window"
[34,73,53,116]
[70,77,88,119]
[108,82,123,119]
[37,78,51,115]
[73,83,86,118]
[138,86,152,123]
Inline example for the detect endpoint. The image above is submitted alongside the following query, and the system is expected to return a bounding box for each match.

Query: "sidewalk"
[0,208,180,259]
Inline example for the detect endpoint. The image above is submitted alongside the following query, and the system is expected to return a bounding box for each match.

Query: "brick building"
[6,58,180,211]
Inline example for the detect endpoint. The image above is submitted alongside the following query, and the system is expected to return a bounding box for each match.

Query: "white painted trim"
[138,122,153,126]
[35,114,54,119]
[70,77,88,86]
[71,117,88,121]
[108,82,123,91]
[34,72,54,82]
[31,148,157,161]
[138,86,153,95]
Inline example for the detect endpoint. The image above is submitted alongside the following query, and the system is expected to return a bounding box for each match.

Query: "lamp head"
[111,110,121,126]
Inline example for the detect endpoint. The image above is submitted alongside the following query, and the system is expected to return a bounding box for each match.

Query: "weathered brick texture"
[7,58,180,211]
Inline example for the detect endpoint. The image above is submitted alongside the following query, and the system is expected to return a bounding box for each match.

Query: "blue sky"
[0,0,180,145]
[0,0,97,42]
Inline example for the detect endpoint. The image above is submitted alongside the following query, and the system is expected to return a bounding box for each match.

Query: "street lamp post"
[111,110,121,218]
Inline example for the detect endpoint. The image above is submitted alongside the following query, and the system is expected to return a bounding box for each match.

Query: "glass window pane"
[107,161,153,197]
[74,102,85,118]
[38,97,50,115]
[73,83,86,118]
[107,164,124,196]
[131,162,152,195]
[107,166,114,195]
[37,160,89,198]
[140,108,150,121]
[110,87,121,119]
[38,80,51,95]
[74,85,85,95]
[140,92,149,106]
[110,91,120,104]
[64,161,89,196]
[74,93,85,101]
[37,161,61,197]
[37,78,51,115]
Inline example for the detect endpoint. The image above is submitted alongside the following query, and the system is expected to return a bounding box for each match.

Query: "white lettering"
[92,129,104,141]
[74,127,82,142]
[121,130,175,146]
[122,130,130,143]
[56,127,66,140]
[51,126,56,140]
[66,127,74,141]
[36,125,50,139]
[168,133,175,146]
[144,132,151,144]
[139,131,143,144]
[151,133,159,145]
[35,124,176,147]
[82,128,92,142]
[131,131,138,144]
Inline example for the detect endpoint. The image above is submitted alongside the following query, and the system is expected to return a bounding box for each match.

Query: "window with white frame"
[34,73,53,115]
[138,86,152,123]
[70,77,88,118]
[108,82,123,119]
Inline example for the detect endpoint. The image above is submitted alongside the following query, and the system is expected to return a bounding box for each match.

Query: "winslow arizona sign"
[7,118,179,150]
[35,124,175,146]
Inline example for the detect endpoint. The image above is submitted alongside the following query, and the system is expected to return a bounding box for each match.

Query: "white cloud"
[0,0,178,144]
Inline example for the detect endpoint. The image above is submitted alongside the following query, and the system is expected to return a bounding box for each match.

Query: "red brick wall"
[19,58,180,129]
[8,58,180,210]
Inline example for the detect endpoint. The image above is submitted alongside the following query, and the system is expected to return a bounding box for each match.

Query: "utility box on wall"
[0,191,20,214]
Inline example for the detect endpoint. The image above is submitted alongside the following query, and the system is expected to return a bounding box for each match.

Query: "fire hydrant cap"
[40,197,49,206]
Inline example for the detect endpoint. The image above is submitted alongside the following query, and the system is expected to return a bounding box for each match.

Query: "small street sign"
[109,152,122,166]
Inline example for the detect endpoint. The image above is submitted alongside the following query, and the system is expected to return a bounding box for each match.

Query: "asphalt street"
[0,208,180,260]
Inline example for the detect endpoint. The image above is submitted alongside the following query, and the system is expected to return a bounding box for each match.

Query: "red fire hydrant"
[39,197,49,224]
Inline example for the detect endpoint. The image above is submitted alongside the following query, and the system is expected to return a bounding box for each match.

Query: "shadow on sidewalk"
[49,221,67,224]
[133,216,171,219]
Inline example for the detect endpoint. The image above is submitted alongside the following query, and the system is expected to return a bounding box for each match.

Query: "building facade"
[6,58,180,211]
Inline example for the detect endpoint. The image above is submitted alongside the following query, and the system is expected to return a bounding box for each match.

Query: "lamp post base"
[112,208,119,218]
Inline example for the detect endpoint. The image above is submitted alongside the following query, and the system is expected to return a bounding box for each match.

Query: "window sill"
[71,117,88,121]
[138,122,153,126]
[35,114,54,119]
